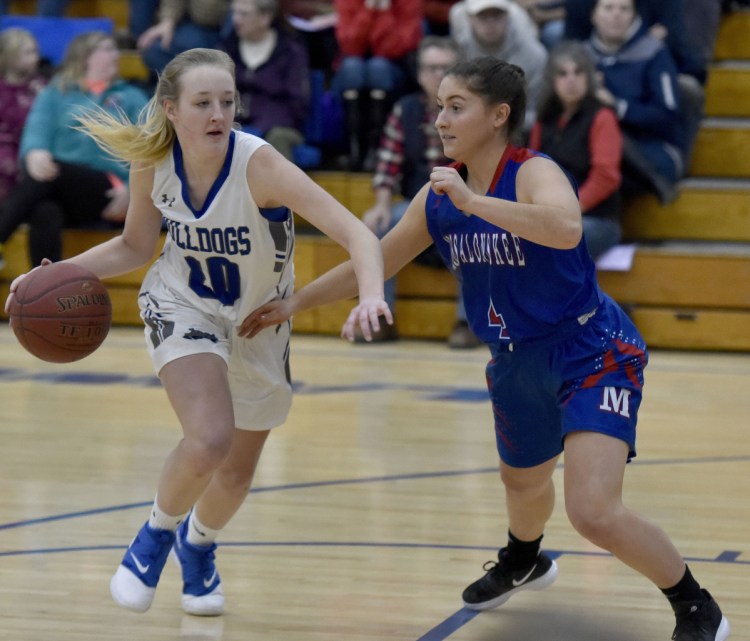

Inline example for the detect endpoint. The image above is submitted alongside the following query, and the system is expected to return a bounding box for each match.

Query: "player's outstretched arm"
[240,183,434,340]
[243,146,392,340]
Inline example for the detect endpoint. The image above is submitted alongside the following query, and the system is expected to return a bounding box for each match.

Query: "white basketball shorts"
[138,278,292,430]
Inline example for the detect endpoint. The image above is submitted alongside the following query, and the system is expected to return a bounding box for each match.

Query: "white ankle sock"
[186,510,220,546]
[148,498,188,532]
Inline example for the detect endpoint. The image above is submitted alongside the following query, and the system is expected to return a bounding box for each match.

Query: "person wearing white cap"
[467,0,512,12]
[449,0,547,129]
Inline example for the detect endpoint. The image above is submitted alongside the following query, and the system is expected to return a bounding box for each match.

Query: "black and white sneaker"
[462,548,558,610]
[671,590,730,641]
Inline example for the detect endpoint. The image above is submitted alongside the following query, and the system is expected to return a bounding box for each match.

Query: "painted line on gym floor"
[0,541,743,640]
[2,453,750,532]
[1,454,749,531]
[1,541,746,565]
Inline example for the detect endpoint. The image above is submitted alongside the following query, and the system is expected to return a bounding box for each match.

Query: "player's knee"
[216,466,254,496]
[181,429,234,475]
[565,496,619,548]
[500,467,550,498]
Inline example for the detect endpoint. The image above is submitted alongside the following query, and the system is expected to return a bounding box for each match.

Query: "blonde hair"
[0,28,38,77]
[77,48,238,167]
[57,30,115,91]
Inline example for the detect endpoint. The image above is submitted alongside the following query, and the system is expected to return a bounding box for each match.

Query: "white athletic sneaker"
[110,522,175,612]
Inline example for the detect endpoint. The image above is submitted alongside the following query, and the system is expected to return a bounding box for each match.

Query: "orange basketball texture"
[8,263,112,363]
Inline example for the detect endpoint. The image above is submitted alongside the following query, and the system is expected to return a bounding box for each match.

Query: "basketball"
[8,262,112,363]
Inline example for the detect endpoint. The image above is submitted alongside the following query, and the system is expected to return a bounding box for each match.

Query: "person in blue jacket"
[584,0,686,203]
[0,31,148,267]
[242,56,730,641]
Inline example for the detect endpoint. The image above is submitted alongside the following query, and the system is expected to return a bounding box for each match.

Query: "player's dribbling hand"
[4,258,52,314]
[238,298,294,338]
[340,297,393,342]
[429,166,475,212]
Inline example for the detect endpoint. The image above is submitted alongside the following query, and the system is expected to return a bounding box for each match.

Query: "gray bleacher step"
[701,117,750,129]
[639,240,750,257]
[679,176,750,191]
[711,59,750,70]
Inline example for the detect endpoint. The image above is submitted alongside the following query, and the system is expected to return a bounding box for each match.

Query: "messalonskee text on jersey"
[166,220,252,256]
[445,232,526,269]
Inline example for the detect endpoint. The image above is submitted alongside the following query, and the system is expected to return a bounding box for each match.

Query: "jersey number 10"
[186,256,241,306]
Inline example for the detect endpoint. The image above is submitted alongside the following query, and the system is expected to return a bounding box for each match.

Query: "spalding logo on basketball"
[8,262,113,363]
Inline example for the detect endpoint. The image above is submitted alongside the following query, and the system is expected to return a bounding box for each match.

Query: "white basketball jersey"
[143,130,294,324]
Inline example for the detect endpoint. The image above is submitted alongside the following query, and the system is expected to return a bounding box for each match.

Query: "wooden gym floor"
[0,324,748,640]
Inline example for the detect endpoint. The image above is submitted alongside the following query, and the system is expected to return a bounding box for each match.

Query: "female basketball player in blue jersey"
[243,57,729,640]
[5,48,391,616]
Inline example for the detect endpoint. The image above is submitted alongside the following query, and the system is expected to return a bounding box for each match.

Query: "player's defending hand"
[238,298,294,338]
[340,296,393,342]
[240,296,393,342]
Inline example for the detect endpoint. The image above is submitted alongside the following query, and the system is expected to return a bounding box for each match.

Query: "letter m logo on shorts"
[599,387,631,418]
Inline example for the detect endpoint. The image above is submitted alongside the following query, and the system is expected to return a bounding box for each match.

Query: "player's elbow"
[120,236,158,269]
[556,217,583,249]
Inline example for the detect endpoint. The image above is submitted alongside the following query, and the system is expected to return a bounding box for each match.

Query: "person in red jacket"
[424,0,461,34]
[332,0,423,170]
[528,39,623,261]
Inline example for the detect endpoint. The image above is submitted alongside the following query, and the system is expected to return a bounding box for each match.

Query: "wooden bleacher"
[2,6,750,350]
[594,11,750,352]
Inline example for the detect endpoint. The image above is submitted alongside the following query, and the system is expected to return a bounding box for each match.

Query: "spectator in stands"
[218,0,310,162]
[449,0,547,129]
[424,0,461,35]
[516,0,566,49]
[566,0,716,165]
[332,0,423,171]
[0,0,68,16]
[584,0,685,204]
[127,0,159,43]
[279,0,338,75]
[0,31,148,268]
[360,35,480,347]
[564,0,717,85]
[529,40,622,260]
[0,28,46,271]
[0,29,45,201]
[137,0,230,78]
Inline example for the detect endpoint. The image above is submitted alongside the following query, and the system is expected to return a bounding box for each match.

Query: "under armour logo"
[161,194,175,207]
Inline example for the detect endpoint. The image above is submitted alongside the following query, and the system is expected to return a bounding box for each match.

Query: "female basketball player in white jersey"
[243,57,729,641]
[5,48,391,616]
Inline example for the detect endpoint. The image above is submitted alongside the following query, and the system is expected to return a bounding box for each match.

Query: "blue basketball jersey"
[425,144,603,344]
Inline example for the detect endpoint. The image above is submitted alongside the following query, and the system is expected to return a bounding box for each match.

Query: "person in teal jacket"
[0,31,148,268]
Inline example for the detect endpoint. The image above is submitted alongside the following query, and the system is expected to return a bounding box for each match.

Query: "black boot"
[363,89,388,172]
[342,89,363,171]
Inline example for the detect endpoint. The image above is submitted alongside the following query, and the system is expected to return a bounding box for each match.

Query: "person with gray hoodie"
[449,0,547,129]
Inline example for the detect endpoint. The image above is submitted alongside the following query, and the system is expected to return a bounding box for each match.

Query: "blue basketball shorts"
[485,297,648,468]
